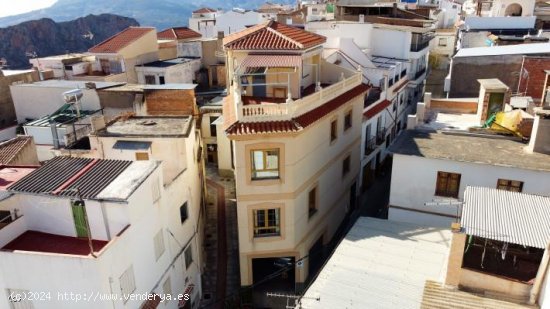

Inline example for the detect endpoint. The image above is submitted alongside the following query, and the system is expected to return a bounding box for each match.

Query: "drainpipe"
[529,242,550,305]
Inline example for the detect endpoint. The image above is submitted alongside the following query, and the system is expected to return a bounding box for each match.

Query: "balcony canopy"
[241,54,302,68]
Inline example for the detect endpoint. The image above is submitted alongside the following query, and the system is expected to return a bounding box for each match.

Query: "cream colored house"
[82,27,160,83]
[221,21,369,295]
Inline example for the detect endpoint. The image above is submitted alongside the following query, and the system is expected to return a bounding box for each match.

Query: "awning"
[462,186,550,249]
[241,54,301,68]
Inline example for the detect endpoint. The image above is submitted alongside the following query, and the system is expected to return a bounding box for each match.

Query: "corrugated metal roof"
[300,217,452,309]
[462,186,550,249]
[454,42,550,58]
[8,157,133,199]
[0,136,32,165]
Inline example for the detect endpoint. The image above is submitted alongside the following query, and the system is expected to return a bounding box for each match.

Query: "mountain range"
[0,0,296,30]
[0,14,138,69]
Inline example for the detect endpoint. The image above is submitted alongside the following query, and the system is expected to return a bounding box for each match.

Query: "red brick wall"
[145,89,196,116]
[430,99,478,114]
[520,57,550,105]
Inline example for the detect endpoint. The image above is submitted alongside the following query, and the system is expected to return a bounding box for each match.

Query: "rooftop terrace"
[96,116,193,138]
[1,230,108,256]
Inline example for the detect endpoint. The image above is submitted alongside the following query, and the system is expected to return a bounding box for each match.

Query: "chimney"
[526,108,550,155]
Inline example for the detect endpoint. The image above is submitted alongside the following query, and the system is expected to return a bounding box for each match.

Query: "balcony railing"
[364,136,377,155]
[376,128,387,145]
[235,72,363,123]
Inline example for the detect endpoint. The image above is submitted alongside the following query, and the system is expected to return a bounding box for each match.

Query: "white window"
[7,289,34,309]
[152,178,161,203]
[251,149,280,180]
[163,277,172,302]
[119,265,136,302]
[154,230,165,260]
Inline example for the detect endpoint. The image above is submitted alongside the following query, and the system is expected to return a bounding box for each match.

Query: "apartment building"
[221,21,369,295]
[0,157,201,309]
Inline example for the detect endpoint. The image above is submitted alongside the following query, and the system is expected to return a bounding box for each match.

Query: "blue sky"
[0,0,57,17]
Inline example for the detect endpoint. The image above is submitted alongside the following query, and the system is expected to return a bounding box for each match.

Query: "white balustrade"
[237,72,363,123]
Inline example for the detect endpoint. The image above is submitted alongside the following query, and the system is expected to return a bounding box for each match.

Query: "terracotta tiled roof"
[364,99,391,119]
[158,27,201,41]
[0,136,32,165]
[226,84,369,136]
[193,7,217,14]
[226,120,302,135]
[89,27,155,53]
[223,20,326,50]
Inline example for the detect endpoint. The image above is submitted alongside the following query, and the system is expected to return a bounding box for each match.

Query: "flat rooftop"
[12,80,125,90]
[301,218,451,308]
[420,111,480,131]
[97,116,193,137]
[142,57,200,68]
[390,130,550,172]
[1,230,108,256]
[0,166,37,191]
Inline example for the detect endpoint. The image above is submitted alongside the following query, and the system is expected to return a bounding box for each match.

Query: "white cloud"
[0,0,58,18]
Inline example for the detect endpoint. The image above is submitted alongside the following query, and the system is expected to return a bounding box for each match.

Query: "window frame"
[435,171,461,198]
[180,202,189,224]
[497,179,523,192]
[154,229,165,261]
[308,186,318,218]
[184,245,193,269]
[344,110,352,131]
[253,208,281,237]
[251,149,280,180]
[330,119,338,142]
[342,155,351,178]
[119,265,137,303]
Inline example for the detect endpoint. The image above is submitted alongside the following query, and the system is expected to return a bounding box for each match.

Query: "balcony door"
[252,68,267,97]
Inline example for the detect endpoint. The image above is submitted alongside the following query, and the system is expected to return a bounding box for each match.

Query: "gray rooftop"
[143,84,197,90]
[389,130,550,172]
[478,78,508,91]
[462,186,550,249]
[97,116,193,137]
[12,80,125,90]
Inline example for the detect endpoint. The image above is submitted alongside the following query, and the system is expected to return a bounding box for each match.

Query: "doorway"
[252,70,267,97]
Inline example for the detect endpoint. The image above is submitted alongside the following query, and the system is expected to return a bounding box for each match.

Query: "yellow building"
[221,21,369,294]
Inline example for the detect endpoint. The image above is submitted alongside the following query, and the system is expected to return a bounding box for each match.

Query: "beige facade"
[221,25,368,291]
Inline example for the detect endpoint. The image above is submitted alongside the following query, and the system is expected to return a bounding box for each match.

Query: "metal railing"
[376,128,387,145]
[364,136,377,155]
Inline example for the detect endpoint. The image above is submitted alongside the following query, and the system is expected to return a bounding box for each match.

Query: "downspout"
[529,242,550,305]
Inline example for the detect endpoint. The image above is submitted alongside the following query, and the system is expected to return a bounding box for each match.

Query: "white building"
[188,8,221,38]
[0,156,201,309]
[216,9,272,36]
[135,58,201,85]
[388,108,550,227]
[9,80,123,124]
